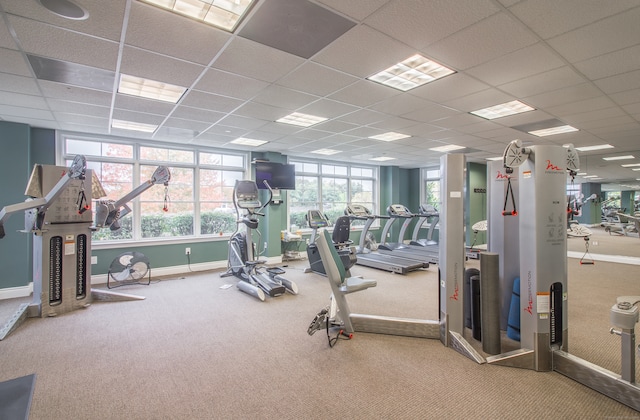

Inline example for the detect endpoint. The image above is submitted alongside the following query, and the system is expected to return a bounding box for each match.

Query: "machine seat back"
[317,229,376,294]
[332,215,352,246]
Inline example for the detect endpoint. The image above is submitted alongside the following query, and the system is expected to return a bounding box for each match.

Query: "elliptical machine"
[305,210,357,276]
[221,180,298,301]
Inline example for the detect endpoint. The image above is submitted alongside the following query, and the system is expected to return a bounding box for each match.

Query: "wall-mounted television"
[255,162,296,190]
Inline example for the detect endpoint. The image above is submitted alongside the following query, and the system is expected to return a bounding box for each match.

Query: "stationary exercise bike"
[305,210,356,276]
[221,180,298,301]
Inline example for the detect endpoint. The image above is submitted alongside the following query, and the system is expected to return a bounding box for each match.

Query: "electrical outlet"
[263,242,268,250]
[185,247,191,255]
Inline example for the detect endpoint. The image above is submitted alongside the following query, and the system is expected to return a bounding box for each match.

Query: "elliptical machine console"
[222,180,298,301]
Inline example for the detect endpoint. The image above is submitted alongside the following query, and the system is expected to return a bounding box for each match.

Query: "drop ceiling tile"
[508,0,639,40]
[574,44,640,80]
[215,114,269,131]
[401,103,460,124]
[252,85,319,109]
[163,117,212,133]
[0,105,53,120]
[466,43,565,86]
[523,82,602,109]
[47,99,111,118]
[369,116,419,131]
[293,128,332,140]
[312,119,359,133]
[0,72,40,95]
[328,80,399,108]
[594,69,640,94]
[442,88,513,112]
[497,66,586,98]
[114,94,176,116]
[315,0,389,22]
[365,0,499,50]
[193,68,269,100]
[120,46,205,87]
[112,109,165,125]
[234,101,290,121]
[312,24,415,78]
[610,89,640,106]
[547,8,640,63]
[171,106,225,124]
[401,123,449,137]
[238,0,355,59]
[126,2,232,65]
[0,91,48,109]
[253,121,301,136]
[426,12,538,70]
[298,99,359,119]
[53,113,107,126]
[8,116,59,130]
[211,36,305,83]
[202,124,248,139]
[180,91,244,113]
[9,15,119,71]
[369,94,436,117]
[0,14,16,49]
[545,97,616,117]
[336,109,386,126]
[409,73,488,103]
[0,48,32,76]
[38,80,113,106]
[276,62,359,97]
[3,0,126,42]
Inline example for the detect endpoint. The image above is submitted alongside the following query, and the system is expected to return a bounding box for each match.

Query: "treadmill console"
[307,210,328,229]
[419,204,439,217]
[388,204,413,218]
[346,203,372,217]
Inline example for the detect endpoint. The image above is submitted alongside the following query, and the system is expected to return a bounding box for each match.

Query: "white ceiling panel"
[547,7,640,64]
[364,0,499,50]
[275,62,359,97]
[212,36,305,83]
[426,12,538,70]
[315,0,389,22]
[125,2,232,66]
[8,15,119,70]
[0,0,639,185]
[312,24,415,78]
[497,66,586,98]
[120,47,204,87]
[193,68,269,100]
[508,0,640,40]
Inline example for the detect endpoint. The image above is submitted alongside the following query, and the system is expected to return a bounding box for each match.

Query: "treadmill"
[377,204,439,264]
[345,204,428,275]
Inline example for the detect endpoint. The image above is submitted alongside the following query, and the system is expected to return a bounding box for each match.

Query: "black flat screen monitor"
[255,162,296,190]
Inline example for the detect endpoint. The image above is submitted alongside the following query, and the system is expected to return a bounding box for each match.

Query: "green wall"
[0,122,31,289]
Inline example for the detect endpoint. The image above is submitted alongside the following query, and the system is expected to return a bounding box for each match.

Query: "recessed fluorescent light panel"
[276,112,327,127]
[118,74,186,103]
[486,156,503,161]
[470,100,535,120]
[602,155,634,161]
[368,132,411,142]
[370,156,396,161]
[429,144,465,153]
[582,175,599,178]
[111,119,158,133]
[620,163,640,167]
[528,125,578,137]
[139,0,255,32]
[230,137,268,147]
[311,149,340,155]
[574,144,614,152]
[632,168,640,172]
[367,54,455,92]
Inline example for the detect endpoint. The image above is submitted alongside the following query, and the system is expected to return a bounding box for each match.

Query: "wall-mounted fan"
[108,252,151,289]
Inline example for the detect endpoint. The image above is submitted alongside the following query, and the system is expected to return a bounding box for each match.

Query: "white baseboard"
[0,283,33,300]
[1,256,284,299]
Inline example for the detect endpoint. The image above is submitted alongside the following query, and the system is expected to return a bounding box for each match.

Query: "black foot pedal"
[307,308,328,336]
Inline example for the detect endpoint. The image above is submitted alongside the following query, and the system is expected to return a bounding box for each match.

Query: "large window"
[288,160,377,230]
[60,134,247,243]
[422,168,441,209]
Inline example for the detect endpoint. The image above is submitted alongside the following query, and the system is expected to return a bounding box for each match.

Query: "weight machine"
[486,140,640,411]
[0,158,171,340]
